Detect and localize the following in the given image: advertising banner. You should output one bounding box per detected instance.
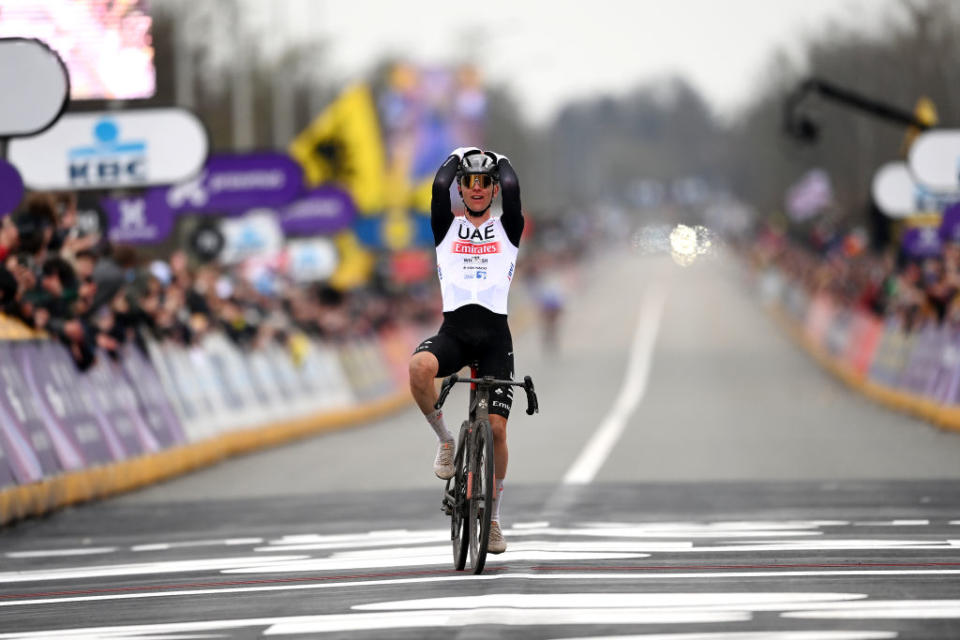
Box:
[930,331,960,405]
[938,202,960,245]
[1,343,78,475]
[285,238,339,283]
[119,344,187,448]
[898,326,943,395]
[0,344,47,484]
[219,211,285,265]
[102,191,176,245]
[901,226,942,259]
[83,353,160,456]
[843,311,885,376]
[0,159,25,215]
[20,342,118,466]
[9,109,208,190]
[868,324,911,388]
[279,186,356,236]
[0,38,69,137]
[159,153,303,213]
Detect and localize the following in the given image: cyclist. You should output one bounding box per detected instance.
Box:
[409,147,524,554]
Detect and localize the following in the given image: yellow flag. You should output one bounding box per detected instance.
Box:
[329,231,375,290]
[289,85,386,213]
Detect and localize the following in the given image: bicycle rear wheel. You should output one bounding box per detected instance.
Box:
[467,418,495,574]
[449,423,469,570]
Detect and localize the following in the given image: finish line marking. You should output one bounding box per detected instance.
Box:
[563,284,666,485]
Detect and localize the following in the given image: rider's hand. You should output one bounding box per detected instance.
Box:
[450,146,482,161]
[484,150,509,164]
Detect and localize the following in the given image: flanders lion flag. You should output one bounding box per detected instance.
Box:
[289,85,386,214]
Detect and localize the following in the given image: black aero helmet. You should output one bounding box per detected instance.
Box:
[457,151,498,189]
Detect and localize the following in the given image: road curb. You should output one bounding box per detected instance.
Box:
[768,305,960,435]
[0,391,413,527]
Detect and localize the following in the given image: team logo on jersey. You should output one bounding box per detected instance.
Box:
[458,225,495,241]
[452,241,500,255]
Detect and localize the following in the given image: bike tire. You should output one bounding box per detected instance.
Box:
[468,419,495,574]
[450,423,469,571]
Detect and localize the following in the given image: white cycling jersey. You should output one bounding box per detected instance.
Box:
[436,215,519,315]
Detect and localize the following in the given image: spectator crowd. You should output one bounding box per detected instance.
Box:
[0,192,440,371]
[751,223,960,334]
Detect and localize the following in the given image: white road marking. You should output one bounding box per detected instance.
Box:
[554,632,896,639]
[0,556,309,583]
[513,521,551,529]
[352,592,868,610]
[266,610,746,634]
[3,571,960,608]
[783,600,960,619]
[223,549,648,574]
[853,520,929,526]
[132,538,263,552]
[4,548,117,558]
[563,285,666,485]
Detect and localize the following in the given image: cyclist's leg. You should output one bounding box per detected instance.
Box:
[410,332,464,415]
[476,325,514,520]
[411,332,467,478]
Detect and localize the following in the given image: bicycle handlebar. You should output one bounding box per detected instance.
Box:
[434,373,539,416]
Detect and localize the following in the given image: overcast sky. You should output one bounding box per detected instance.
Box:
[251,0,903,125]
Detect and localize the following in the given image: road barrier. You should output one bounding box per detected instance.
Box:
[0,318,424,525]
[757,267,960,433]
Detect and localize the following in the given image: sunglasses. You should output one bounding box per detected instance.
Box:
[459,174,493,189]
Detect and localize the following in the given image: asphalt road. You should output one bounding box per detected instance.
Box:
[3,245,960,639]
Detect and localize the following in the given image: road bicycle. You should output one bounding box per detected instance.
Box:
[436,366,538,574]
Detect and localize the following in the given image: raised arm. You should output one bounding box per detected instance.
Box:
[431,146,482,245]
[489,153,524,247]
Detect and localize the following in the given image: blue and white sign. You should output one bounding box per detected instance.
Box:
[286,238,339,282]
[219,210,284,265]
[8,109,208,190]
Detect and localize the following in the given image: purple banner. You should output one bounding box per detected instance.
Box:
[0,342,64,479]
[102,190,176,245]
[929,330,960,404]
[102,152,304,245]
[938,202,960,245]
[82,352,161,455]
[902,226,942,259]
[20,342,119,466]
[0,159,25,214]
[898,326,942,394]
[153,152,303,213]
[279,186,356,236]
[119,344,187,448]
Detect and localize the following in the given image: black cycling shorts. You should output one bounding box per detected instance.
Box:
[414,306,514,419]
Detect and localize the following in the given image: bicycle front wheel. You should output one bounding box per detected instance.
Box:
[467,418,495,574]
[450,423,469,571]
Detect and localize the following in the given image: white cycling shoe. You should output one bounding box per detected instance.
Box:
[434,440,455,479]
[488,521,507,554]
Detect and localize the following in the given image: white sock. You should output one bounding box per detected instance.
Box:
[492,479,504,523]
[426,408,453,442]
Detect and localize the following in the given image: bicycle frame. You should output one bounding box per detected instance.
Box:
[436,368,538,574]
